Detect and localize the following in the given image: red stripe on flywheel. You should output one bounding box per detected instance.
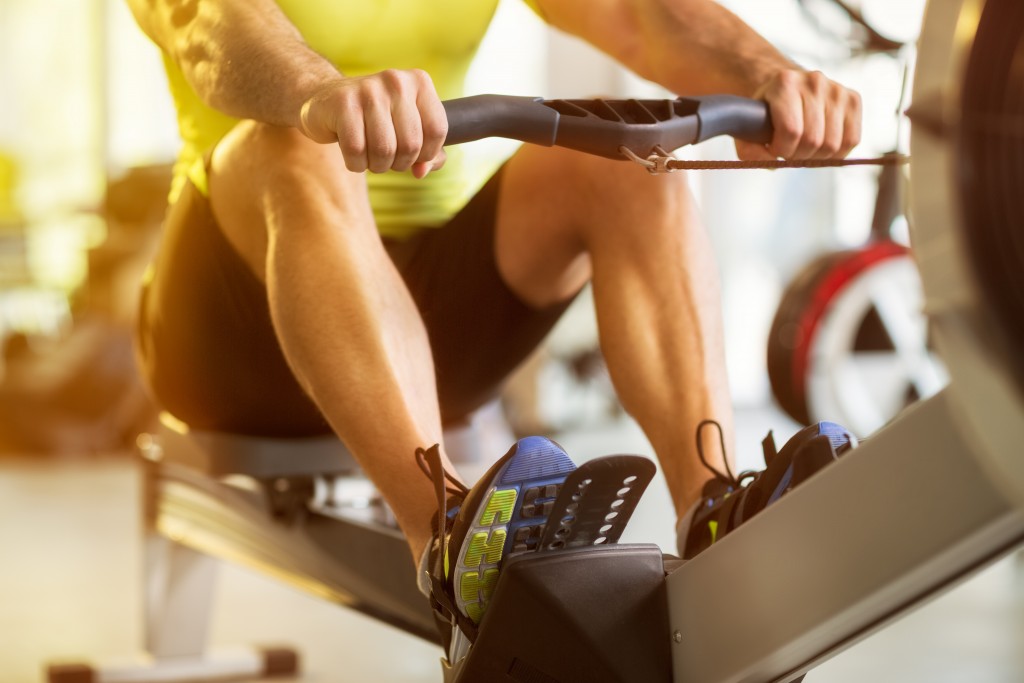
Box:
[789,241,910,409]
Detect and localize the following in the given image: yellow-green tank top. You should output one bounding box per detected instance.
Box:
[162,0,503,238]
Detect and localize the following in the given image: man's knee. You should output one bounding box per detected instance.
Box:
[540,148,696,249]
[208,122,372,277]
[213,122,370,229]
[215,121,348,192]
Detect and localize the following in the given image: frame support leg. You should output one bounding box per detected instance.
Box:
[143,533,219,659]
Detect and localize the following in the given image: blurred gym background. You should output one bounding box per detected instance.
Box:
[3,1,1021,682]
[0,0,925,454]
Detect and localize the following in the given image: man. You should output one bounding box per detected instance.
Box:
[127,0,861,659]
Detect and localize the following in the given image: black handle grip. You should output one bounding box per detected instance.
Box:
[443,95,560,147]
[443,94,774,158]
[689,95,773,145]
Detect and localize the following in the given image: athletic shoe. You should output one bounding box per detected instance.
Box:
[417,436,576,656]
[677,420,857,559]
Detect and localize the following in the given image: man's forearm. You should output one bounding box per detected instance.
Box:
[634,0,799,97]
[536,0,797,97]
[127,0,341,128]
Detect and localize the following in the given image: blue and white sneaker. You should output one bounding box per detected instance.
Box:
[678,420,857,559]
[418,437,576,650]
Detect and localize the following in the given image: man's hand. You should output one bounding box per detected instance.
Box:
[299,69,448,178]
[735,69,862,162]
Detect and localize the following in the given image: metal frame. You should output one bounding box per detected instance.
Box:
[47,528,295,683]
[48,421,436,683]
[147,451,437,642]
[667,390,1024,682]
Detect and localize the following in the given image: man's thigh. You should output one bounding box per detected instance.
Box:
[493,143,694,308]
[137,170,331,437]
[137,160,576,437]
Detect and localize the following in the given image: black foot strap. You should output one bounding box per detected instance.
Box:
[537,455,656,551]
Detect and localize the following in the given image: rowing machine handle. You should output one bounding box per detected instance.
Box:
[442,94,773,159]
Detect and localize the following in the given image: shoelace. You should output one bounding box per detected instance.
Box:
[415,444,481,643]
[415,445,470,499]
[695,419,762,492]
[415,444,466,561]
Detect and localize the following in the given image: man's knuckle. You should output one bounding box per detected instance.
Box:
[827,84,845,104]
[339,143,366,169]
[805,132,825,152]
[411,68,433,85]
[843,129,861,150]
[395,137,419,157]
[423,118,448,141]
[776,69,799,86]
[341,141,366,160]
[359,80,384,105]
[848,90,863,111]
[391,69,420,94]
[337,125,363,147]
[822,134,842,155]
[777,116,801,140]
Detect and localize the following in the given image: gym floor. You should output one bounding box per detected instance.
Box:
[2,407,1023,683]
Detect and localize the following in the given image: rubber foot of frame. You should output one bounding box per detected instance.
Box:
[260,646,300,677]
[46,663,95,683]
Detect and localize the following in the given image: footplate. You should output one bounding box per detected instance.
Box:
[537,455,656,551]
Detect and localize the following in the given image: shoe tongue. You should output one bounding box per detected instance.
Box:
[761,431,778,465]
[817,422,857,451]
[430,497,463,536]
[446,502,460,523]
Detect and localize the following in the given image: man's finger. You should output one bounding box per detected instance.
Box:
[815,99,846,159]
[839,91,863,158]
[767,90,803,159]
[336,98,369,173]
[735,139,778,162]
[412,149,447,179]
[390,92,423,173]
[363,92,398,174]
[794,91,826,159]
[415,72,448,168]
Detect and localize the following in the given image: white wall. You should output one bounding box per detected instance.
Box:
[105,0,179,173]
[0,0,106,217]
[0,0,111,291]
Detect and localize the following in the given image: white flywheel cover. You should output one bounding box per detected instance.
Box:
[910,0,1024,505]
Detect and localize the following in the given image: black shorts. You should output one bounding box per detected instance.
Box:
[136,166,574,437]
